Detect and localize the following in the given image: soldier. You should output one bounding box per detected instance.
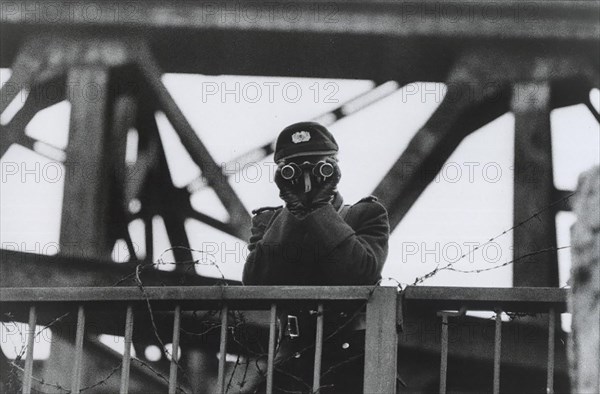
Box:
[243,121,390,393]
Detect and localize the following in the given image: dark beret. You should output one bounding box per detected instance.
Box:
[274,122,339,162]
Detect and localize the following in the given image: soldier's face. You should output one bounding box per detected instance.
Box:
[283,154,336,201]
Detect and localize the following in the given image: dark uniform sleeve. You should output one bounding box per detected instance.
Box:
[303,201,390,285]
[242,208,312,285]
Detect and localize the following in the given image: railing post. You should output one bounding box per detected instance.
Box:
[168,305,182,394]
[313,303,325,393]
[546,308,555,394]
[493,308,502,394]
[437,307,466,394]
[216,304,229,394]
[364,287,398,393]
[266,303,277,394]
[439,314,449,394]
[71,305,86,394]
[120,304,134,394]
[22,306,37,394]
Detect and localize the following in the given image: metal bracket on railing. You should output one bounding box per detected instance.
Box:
[286,315,300,339]
[437,306,467,394]
[436,306,467,319]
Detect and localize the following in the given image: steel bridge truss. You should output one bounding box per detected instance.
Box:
[0,1,599,392]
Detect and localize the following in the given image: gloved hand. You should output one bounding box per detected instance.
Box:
[275,164,309,219]
[309,157,341,209]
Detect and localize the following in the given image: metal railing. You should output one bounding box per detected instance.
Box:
[401,286,568,394]
[0,286,398,394]
[0,286,567,393]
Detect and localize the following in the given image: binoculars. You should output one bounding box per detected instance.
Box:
[281,161,334,181]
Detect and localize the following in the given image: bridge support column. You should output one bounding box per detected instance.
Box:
[511,81,559,287]
[569,166,600,392]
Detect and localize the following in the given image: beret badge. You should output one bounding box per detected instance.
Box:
[291,131,311,144]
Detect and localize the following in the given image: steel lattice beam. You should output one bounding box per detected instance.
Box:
[1,2,598,80]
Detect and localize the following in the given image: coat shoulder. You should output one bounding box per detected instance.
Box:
[350,195,388,216]
[356,195,378,204]
[251,205,283,215]
[250,206,283,227]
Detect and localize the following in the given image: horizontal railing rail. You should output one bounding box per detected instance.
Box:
[0,286,377,306]
[401,286,568,312]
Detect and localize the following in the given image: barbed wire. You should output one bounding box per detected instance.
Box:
[411,191,576,285]
[446,245,571,274]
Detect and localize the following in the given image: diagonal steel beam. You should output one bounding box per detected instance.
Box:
[373,81,509,230]
[0,126,45,158]
[134,103,196,268]
[186,81,400,194]
[0,77,66,157]
[181,205,240,238]
[374,46,596,231]
[585,99,600,123]
[134,43,251,230]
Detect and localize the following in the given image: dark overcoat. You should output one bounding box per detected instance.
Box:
[242,193,390,286]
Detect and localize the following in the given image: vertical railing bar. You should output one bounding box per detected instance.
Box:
[439,314,449,394]
[120,304,134,394]
[168,305,181,394]
[312,303,325,394]
[22,306,37,394]
[493,309,502,394]
[266,303,277,394]
[216,304,229,394]
[71,305,86,394]
[546,308,556,394]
